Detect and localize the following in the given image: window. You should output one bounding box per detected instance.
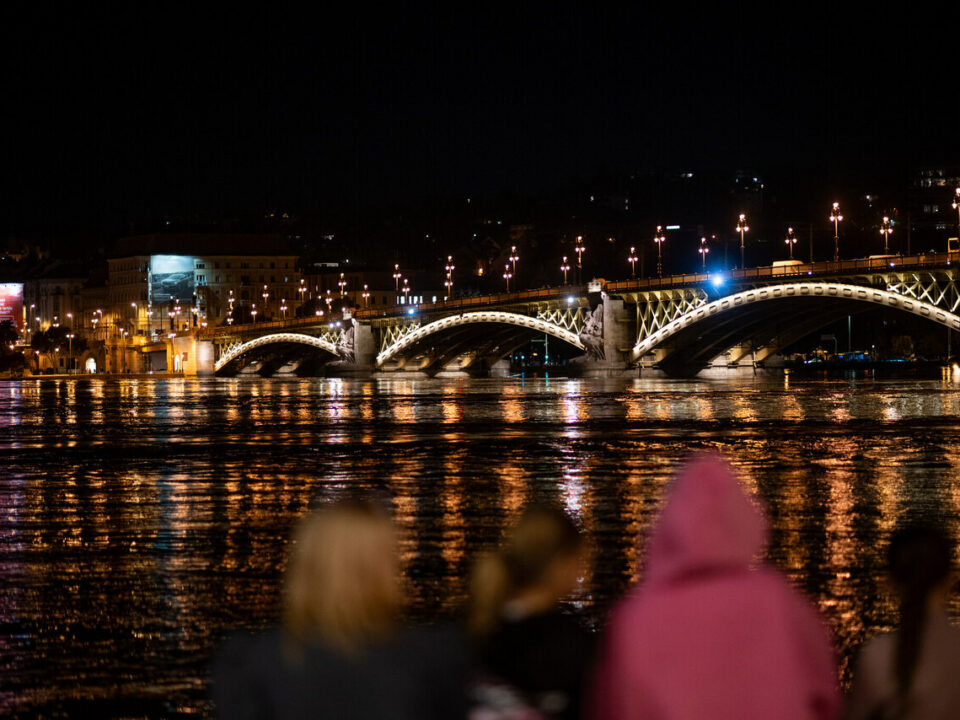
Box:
[196,262,206,269]
[270,262,275,269]
[225,262,232,269]
[197,275,206,285]
[215,275,220,283]
[240,262,249,269]
[259,275,265,282]
[270,275,275,282]
[214,262,220,269]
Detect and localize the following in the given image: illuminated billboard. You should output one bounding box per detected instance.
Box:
[149,255,196,305]
[0,283,24,330]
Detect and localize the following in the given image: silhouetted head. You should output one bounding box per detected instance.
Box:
[283,499,402,652]
[888,524,951,597]
[887,523,954,706]
[468,505,583,636]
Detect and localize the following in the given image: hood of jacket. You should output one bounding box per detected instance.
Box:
[645,451,768,584]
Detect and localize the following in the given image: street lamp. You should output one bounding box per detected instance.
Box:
[736,213,749,269]
[393,264,402,294]
[402,277,410,304]
[952,187,960,242]
[574,236,585,283]
[361,285,370,307]
[698,237,710,270]
[251,303,257,323]
[509,246,519,280]
[280,300,288,319]
[444,255,455,298]
[785,227,797,260]
[829,202,843,262]
[298,278,306,310]
[325,289,333,312]
[66,333,74,369]
[654,225,666,277]
[560,256,570,284]
[628,246,638,278]
[503,264,513,292]
[338,272,346,297]
[880,216,894,254]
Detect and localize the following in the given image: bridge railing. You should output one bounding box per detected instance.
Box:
[354,284,590,321]
[606,251,958,293]
[197,313,343,339]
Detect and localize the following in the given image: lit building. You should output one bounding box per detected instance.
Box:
[105,235,301,372]
[107,235,301,334]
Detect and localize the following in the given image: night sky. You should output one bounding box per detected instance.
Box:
[4,4,958,235]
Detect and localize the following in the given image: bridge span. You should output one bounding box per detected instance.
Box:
[182,252,958,377]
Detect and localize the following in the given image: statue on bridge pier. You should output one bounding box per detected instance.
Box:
[579,304,605,360]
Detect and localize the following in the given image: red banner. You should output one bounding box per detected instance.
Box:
[0,284,24,330]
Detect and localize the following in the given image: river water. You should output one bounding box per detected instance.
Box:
[1,375,959,718]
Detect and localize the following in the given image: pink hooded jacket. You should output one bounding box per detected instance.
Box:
[590,453,839,720]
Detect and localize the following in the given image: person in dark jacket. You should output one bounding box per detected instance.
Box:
[467,505,594,720]
[213,499,468,720]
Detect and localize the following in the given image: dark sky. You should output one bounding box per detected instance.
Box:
[4,4,958,234]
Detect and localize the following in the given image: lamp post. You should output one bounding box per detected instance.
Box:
[66,333,74,370]
[698,236,710,270]
[402,278,410,305]
[393,264,401,294]
[503,264,513,293]
[338,272,346,297]
[880,216,894,254]
[628,246,638,278]
[444,255,455,299]
[325,290,333,312]
[250,303,257,323]
[509,246,519,281]
[280,300,288,319]
[262,285,270,317]
[952,187,960,243]
[560,256,570,285]
[736,213,749,269]
[785,227,797,260]
[654,225,666,277]
[298,278,306,311]
[361,285,370,307]
[829,202,843,262]
[574,236,585,283]
[228,290,235,324]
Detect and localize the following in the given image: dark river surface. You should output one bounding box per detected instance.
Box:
[1,375,959,718]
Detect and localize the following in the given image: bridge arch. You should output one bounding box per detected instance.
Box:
[215,333,340,373]
[377,311,586,370]
[629,282,960,374]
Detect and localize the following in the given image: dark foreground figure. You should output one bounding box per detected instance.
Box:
[590,452,840,720]
[467,506,594,719]
[213,500,467,720]
[845,525,960,720]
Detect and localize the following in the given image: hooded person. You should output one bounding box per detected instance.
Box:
[589,451,840,720]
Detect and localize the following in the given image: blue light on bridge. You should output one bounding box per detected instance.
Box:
[407,307,417,315]
[566,296,575,305]
[710,273,725,289]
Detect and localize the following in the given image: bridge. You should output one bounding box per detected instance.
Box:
[185,251,959,378]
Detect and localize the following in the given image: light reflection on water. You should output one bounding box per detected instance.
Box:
[0,375,959,717]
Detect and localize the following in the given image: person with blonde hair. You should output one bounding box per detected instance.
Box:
[214,498,468,719]
[467,505,594,720]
